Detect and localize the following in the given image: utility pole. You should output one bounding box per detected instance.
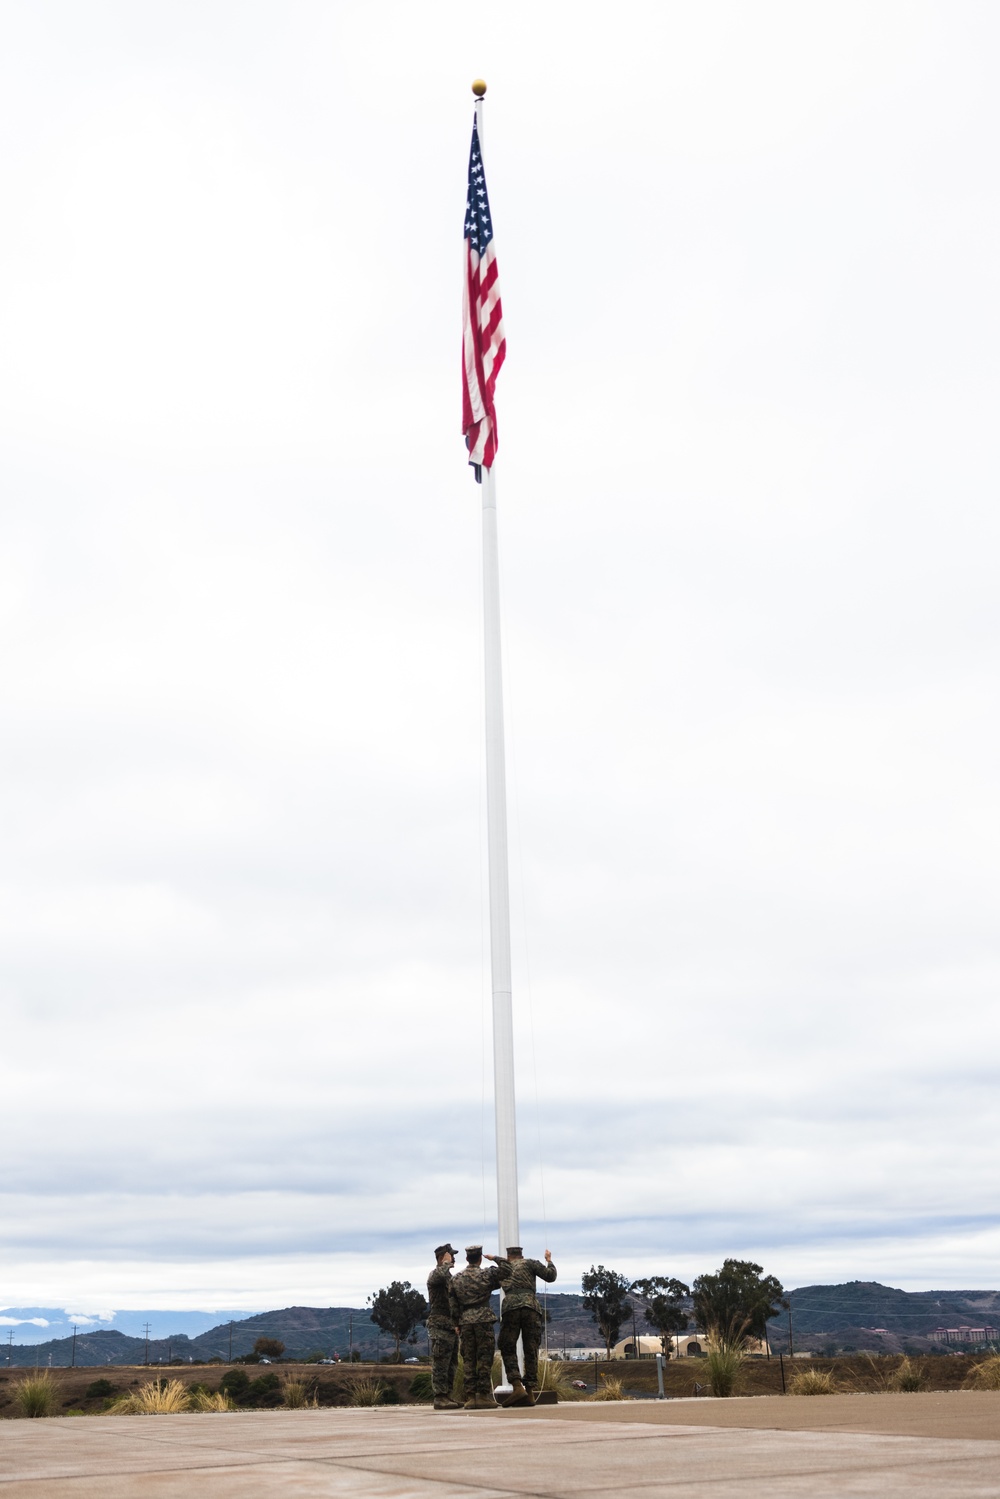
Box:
[7,1330,13,1364]
[348,1314,353,1360]
[143,1323,151,1366]
[229,1322,233,1363]
[71,1323,78,1368]
[787,1305,794,1358]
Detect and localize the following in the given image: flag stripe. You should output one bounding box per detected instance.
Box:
[462,116,505,475]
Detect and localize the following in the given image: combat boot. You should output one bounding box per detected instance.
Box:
[499,1378,531,1408]
[433,1396,461,1410]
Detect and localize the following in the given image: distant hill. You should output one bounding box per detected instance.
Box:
[768,1283,1000,1353]
[3,1283,996,1366]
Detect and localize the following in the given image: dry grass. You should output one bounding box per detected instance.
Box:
[852,1354,926,1394]
[282,1379,317,1409]
[109,1379,192,1415]
[535,1360,584,1401]
[11,1373,56,1418]
[189,1388,236,1412]
[789,1368,839,1395]
[888,1357,926,1393]
[965,1354,1000,1391]
[589,1374,628,1401]
[346,1377,387,1407]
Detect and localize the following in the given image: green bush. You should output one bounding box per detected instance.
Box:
[245,1372,283,1407]
[220,1369,251,1398]
[85,1378,117,1400]
[408,1371,434,1401]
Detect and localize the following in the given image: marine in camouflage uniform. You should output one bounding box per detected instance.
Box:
[449,1244,501,1407]
[489,1246,557,1396]
[426,1242,460,1409]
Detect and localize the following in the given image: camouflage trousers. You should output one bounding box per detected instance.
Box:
[460,1322,496,1397]
[428,1323,459,1398]
[498,1306,543,1386]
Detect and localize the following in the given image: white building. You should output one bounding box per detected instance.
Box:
[612,1333,770,1359]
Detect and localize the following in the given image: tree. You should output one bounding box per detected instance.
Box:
[581,1265,633,1358]
[367,1281,429,1361]
[692,1260,785,1347]
[252,1337,285,1359]
[631,1276,690,1354]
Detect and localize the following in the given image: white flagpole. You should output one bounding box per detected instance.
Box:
[474,83,520,1261]
[482,463,520,1258]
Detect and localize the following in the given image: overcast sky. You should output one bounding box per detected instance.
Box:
[1,0,998,1315]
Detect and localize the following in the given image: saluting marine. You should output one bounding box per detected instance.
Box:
[449,1244,502,1408]
[486,1246,557,1405]
[426,1243,461,1410]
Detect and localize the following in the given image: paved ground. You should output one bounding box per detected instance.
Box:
[1,1395,998,1497]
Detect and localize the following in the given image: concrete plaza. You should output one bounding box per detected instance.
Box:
[1,1393,998,1497]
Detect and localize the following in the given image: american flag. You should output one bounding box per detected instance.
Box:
[462,115,505,479]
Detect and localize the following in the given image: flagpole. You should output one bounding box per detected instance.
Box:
[473,81,520,1260]
[482,462,519,1257]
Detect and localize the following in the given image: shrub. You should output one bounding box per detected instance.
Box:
[245,1373,283,1407]
[12,1374,56,1418]
[965,1354,1000,1391]
[282,1380,317,1409]
[888,1357,926,1393]
[219,1369,251,1399]
[408,1370,434,1401]
[789,1368,838,1395]
[589,1374,628,1401]
[85,1378,116,1400]
[705,1339,747,1398]
[110,1379,191,1415]
[535,1360,584,1402]
[347,1377,387,1407]
[190,1388,235,1412]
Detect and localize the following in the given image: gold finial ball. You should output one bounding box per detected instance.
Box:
[471,79,487,97]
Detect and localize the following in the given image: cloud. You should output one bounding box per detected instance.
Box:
[0,1317,50,1327]
[0,0,998,1309]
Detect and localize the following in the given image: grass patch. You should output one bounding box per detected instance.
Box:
[589,1374,628,1401]
[705,1340,747,1398]
[110,1379,191,1414]
[536,1360,584,1401]
[789,1368,839,1395]
[347,1377,387,1407]
[189,1388,235,1412]
[11,1374,56,1418]
[282,1379,317,1409]
[888,1356,926,1393]
[965,1354,1000,1391]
